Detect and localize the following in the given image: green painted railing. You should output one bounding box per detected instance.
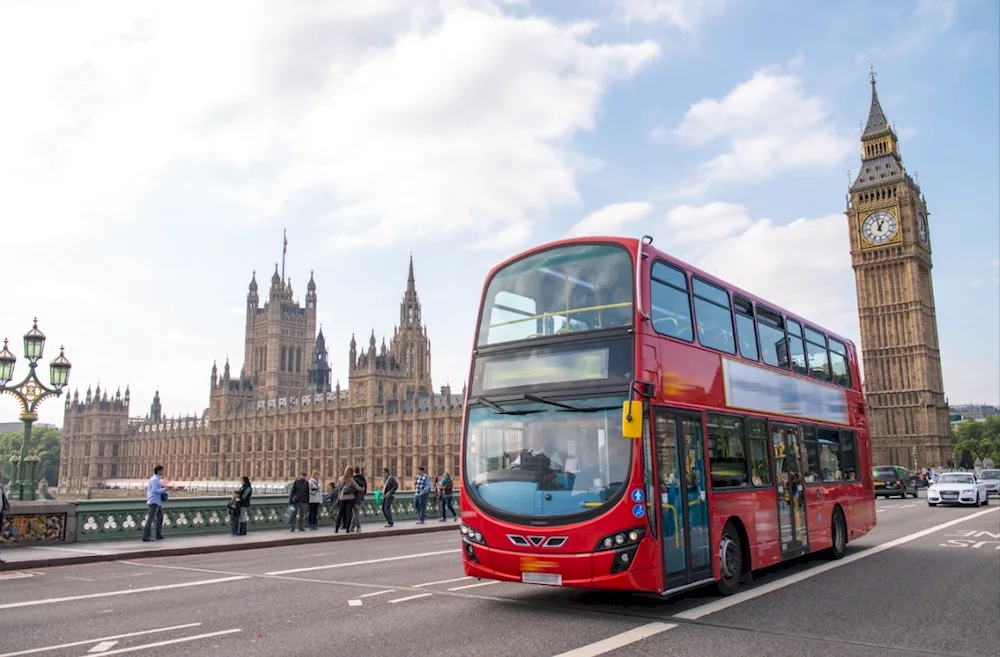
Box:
[74,491,461,542]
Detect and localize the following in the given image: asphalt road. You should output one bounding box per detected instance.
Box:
[0,495,996,657]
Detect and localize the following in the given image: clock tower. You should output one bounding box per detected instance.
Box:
[847,68,951,470]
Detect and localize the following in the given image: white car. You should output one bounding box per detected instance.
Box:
[927,473,988,507]
[979,469,1000,497]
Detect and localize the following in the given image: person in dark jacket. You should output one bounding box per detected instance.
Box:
[381,467,398,527]
[237,476,253,535]
[438,472,457,522]
[288,471,310,532]
[351,467,368,532]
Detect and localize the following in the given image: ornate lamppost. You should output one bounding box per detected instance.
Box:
[911,446,919,472]
[0,319,72,501]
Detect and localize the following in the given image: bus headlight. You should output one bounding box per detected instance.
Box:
[595,527,645,552]
[461,524,487,545]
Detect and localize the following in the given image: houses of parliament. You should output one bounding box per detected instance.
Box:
[58,256,464,493]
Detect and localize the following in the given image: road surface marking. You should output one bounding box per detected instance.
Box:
[71,629,242,656]
[388,593,433,604]
[0,623,203,657]
[348,599,363,607]
[359,589,396,598]
[0,576,250,610]
[551,622,677,657]
[265,549,460,575]
[673,506,999,621]
[448,581,498,591]
[87,641,119,653]
[414,576,471,587]
[0,572,34,581]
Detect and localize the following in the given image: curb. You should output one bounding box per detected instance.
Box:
[1,523,460,571]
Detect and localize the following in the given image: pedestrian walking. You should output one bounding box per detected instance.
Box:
[141,465,166,542]
[288,471,310,532]
[308,470,322,530]
[438,472,457,522]
[414,467,430,524]
[334,466,362,533]
[0,469,9,565]
[237,476,253,535]
[227,491,240,536]
[381,467,398,527]
[351,467,368,532]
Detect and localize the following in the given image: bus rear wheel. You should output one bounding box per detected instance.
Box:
[829,508,847,560]
[716,521,743,596]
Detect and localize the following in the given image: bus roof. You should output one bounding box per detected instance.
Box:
[483,234,857,350]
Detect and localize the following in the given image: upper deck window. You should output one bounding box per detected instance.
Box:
[477,244,633,347]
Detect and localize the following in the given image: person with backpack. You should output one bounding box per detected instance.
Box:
[438,472,457,522]
[350,467,368,532]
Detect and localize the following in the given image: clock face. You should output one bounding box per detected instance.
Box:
[916,212,928,244]
[861,210,898,245]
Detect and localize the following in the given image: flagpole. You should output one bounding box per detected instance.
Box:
[281,229,287,284]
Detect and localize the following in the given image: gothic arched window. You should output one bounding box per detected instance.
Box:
[280,346,287,372]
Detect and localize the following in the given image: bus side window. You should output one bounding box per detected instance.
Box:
[756,307,788,369]
[650,262,694,342]
[828,338,851,388]
[692,278,736,354]
[748,419,772,487]
[733,295,758,361]
[804,327,832,383]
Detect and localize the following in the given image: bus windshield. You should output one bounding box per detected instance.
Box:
[477,243,634,347]
[463,395,632,521]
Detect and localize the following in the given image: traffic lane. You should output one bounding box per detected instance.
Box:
[0,559,249,606]
[0,565,651,657]
[598,622,914,657]
[134,529,460,575]
[691,506,999,657]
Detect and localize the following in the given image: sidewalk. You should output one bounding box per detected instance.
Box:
[0,518,460,571]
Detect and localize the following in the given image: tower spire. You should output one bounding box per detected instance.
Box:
[281,229,288,285]
[862,65,890,138]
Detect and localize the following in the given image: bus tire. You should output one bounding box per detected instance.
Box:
[829,508,847,560]
[716,521,743,596]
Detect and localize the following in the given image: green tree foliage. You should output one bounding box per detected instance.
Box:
[0,424,63,486]
[952,416,1000,465]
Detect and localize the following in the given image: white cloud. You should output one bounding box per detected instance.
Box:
[616,0,727,30]
[661,203,859,341]
[667,70,852,197]
[855,0,959,62]
[0,1,660,250]
[568,201,654,236]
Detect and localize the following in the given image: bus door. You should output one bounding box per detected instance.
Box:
[771,422,809,559]
[652,407,713,592]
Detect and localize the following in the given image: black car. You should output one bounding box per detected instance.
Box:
[873,465,918,498]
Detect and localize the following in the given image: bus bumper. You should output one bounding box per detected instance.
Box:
[460,538,660,593]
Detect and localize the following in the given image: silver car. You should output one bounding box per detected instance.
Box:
[979,469,1000,497]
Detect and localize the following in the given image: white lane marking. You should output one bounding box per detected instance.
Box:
[348,600,362,607]
[388,593,433,604]
[71,629,241,656]
[0,576,249,611]
[448,581,498,591]
[551,622,677,657]
[414,576,471,588]
[359,590,396,598]
[265,549,460,575]
[0,572,34,580]
[0,623,202,657]
[675,506,999,621]
[87,641,118,653]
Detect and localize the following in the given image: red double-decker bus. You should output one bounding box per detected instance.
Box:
[459,235,875,597]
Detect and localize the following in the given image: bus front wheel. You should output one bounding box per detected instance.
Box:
[716,521,743,596]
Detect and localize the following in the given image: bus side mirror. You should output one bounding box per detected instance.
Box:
[622,401,642,439]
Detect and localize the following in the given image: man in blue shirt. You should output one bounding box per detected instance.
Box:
[142,465,166,542]
[413,467,430,524]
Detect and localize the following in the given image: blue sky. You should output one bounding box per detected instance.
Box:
[0,0,996,428]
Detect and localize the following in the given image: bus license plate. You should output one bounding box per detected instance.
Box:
[522,572,562,586]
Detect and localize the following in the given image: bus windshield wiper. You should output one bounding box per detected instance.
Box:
[474,397,539,415]
[522,394,617,413]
